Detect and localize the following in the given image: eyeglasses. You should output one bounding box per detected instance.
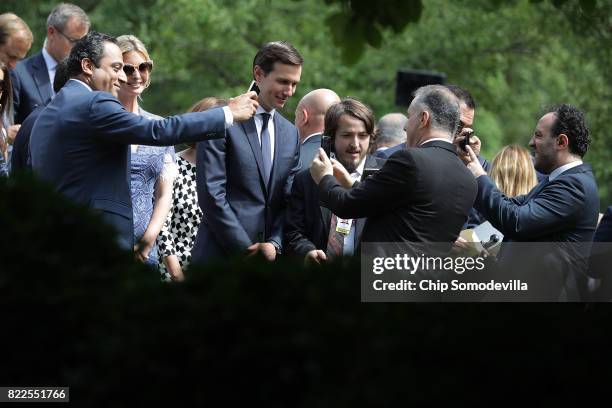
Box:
[54,26,81,44]
[123,61,153,76]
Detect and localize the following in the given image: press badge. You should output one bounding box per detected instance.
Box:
[336,218,352,235]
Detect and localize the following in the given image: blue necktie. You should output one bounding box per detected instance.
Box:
[260,113,272,184]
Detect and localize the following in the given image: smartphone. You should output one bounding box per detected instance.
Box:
[247,80,260,95]
[461,130,474,151]
[321,135,334,158]
[361,168,378,179]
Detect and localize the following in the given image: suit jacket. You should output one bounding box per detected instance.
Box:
[588,206,612,299]
[30,80,226,249]
[285,155,386,257]
[11,51,54,124]
[474,164,599,300]
[318,140,477,249]
[376,142,403,158]
[297,133,321,171]
[192,112,300,262]
[11,105,44,173]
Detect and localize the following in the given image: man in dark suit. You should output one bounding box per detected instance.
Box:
[377,85,490,171]
[192,41,303,263]
[310,85,477,250]
[11,4,89,124]
[464,104,599,300]
[294,88,339,171]
[12,58,70,173]
[285,98,386,264]
[29,32,258,250]
[372,113,407,158]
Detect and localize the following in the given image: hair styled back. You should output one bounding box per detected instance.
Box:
[47,3,90,31]
[489,144,538,197]
[411,85,460,136]
[253,41,303,75]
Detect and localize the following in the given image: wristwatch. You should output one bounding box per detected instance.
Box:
[269,241,282,255]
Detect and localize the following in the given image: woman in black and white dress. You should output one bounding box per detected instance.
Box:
[158,97,225,281]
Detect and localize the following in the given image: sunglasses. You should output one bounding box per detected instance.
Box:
[123,61,153,76]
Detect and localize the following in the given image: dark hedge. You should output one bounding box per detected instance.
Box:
[1,173,610,406]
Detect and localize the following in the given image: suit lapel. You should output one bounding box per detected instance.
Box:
[240,118,268,193]
[31,53,53,103]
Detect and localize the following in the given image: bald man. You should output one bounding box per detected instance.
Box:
[294,88,340,171]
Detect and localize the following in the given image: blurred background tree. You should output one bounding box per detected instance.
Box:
[3,0,610,205]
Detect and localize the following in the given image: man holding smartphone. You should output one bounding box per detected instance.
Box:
[192,41,303,263]
[285,98,386,263]
[309,86,477,251]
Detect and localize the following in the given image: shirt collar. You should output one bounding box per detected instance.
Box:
[419,138,453,146]
[548,160,583,181]
[69,79,93,92]
[351,157,367,180]
[42,47,58,71]
[256,105,276,120]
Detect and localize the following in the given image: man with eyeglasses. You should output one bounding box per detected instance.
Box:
[11,3,90,125]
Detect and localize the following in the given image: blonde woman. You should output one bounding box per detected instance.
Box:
[116,34,177,266]
[489,144,538,197]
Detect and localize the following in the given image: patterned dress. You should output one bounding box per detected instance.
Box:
[130,108,177,266]
[157,155,202,281]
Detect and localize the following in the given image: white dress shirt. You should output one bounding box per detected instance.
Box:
[548,160,583,181]
[339,157,367,256]
[42,47,58,96]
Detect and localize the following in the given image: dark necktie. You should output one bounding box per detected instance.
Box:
[260,113,272,184]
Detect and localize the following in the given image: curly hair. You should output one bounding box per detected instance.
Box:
[548,104,591,157]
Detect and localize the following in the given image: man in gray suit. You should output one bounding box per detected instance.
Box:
[294,88,339,171]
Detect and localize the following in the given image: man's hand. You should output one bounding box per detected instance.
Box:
[7,125,21,145]
[454,129,481,162]
[304,249,327,265]
[228,91,259,122]
[310,148,333,185]
[246,242,277,261]
[331,159,355,189]
[465,145,486,178]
